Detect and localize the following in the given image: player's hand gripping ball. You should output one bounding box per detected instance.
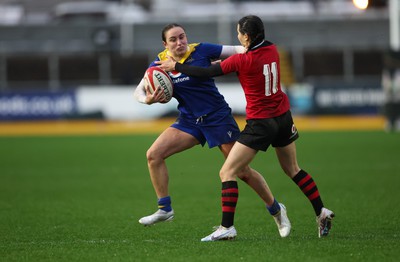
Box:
[144,67,173,103]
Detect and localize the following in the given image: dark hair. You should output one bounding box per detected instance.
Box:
[238,15,265,50]
[161,23,185,42]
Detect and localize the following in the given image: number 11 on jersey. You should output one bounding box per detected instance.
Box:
[263,62,278,96]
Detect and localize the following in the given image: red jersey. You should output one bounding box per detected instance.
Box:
[220,42,290,119]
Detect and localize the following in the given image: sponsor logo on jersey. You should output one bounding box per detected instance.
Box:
[168,70,182,78]
[168,71,190,84]
[172,77,190,84]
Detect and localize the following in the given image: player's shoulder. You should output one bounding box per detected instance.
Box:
[260,41,277,51]
[194,43,223,60]
[155,49,168,63]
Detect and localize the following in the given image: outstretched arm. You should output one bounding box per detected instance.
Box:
[220,45,246,59]
[175,62,224,78]
[157,57,224,78]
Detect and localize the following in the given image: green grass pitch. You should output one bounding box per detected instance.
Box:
[0,131,399,261]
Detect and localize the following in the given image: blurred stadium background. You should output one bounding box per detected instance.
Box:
[2,3,399,261]
[0,0,398,132]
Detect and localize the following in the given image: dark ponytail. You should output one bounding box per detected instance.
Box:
[237,15,265,50]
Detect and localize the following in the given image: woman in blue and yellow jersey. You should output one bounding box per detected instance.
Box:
[134,24,289,236]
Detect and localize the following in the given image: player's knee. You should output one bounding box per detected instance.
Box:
[219,167,237,181]
[146,148,163,165]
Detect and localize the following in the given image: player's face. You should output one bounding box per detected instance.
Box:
[163,27,188,58]
[237,25,249,48]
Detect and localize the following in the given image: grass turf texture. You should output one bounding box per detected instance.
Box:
[0,131,399,261]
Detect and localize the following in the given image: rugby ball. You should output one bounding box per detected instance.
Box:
[144,67,173,103]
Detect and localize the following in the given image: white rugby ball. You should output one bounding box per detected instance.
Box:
[144,67,173,103]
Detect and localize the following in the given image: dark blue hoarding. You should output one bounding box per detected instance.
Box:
[0,90,77,120]
[287,81,385,115]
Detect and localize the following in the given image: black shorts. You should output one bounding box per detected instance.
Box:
[237,110,299,151]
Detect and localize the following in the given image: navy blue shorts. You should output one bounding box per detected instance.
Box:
[238,110,299,151]
[171,107,240,148]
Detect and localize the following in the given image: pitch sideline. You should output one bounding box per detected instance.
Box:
[0,115,386,136]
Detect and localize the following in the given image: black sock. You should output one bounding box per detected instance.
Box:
[221,181,238,228]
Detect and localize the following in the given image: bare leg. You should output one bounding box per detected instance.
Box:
[219,142,275,206]
[275,142,325,216]
[138,127,200,225]
[274,142,301,178]
[146,127,199,198]
[213,141,291,237]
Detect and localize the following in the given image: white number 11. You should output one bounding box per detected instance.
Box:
[263,62,278,96]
